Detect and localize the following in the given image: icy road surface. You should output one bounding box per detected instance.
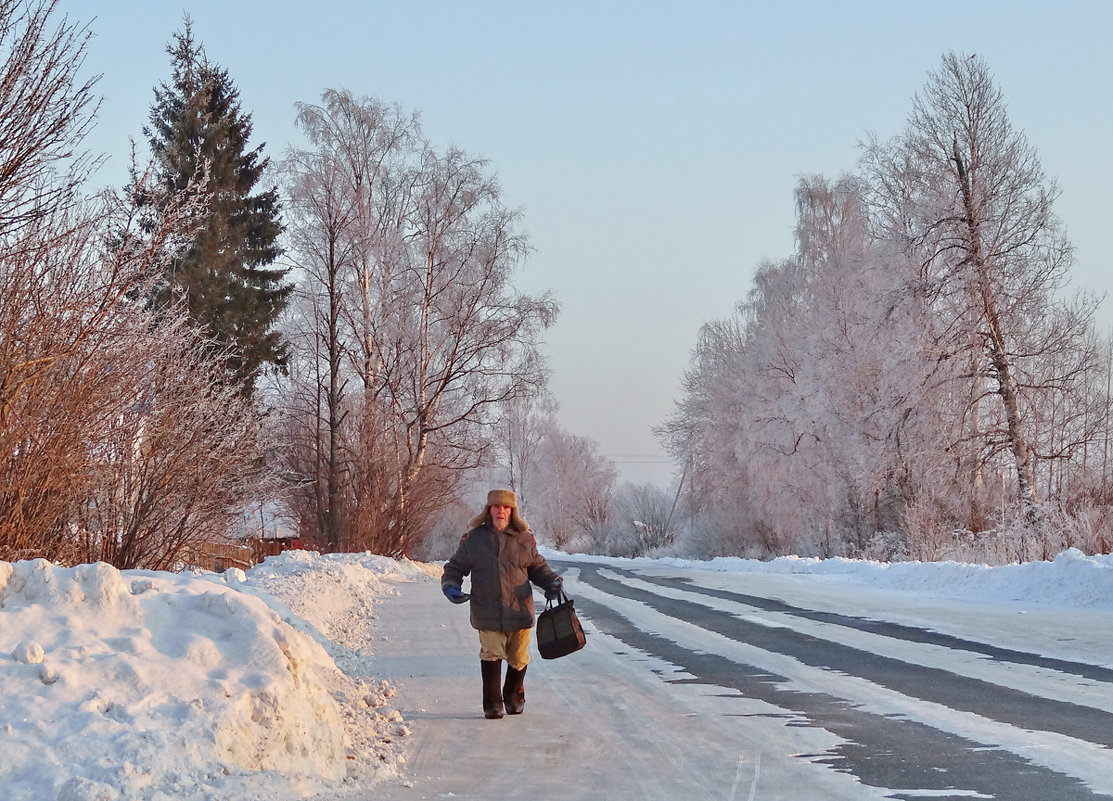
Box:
[367,557,1113,801]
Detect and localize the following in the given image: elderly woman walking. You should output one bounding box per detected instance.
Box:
[441,488,563,719]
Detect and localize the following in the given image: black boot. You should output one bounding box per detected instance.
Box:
[503,665,527,715]
[481,660,504,719]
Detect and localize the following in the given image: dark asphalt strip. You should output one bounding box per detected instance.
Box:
[601,565,1113,684]
[558,563,1113,801]
[558,561,1113,747]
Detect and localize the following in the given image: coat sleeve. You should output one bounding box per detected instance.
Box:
[523,531,561,591]
[441,533,472,590]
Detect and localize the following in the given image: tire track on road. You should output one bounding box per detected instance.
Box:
[561,561,1113,801]
[617,566,1113,683]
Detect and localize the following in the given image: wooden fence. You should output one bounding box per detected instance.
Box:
[186,537,303,573]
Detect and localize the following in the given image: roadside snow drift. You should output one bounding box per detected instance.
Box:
[558,546,1113,609]
[0,558,347,801]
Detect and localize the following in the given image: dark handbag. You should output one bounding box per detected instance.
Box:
[536,589,586,659]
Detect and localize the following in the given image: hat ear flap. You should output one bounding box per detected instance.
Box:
[509,508,529,533]
[469,509,488,528]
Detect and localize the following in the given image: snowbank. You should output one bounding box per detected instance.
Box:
[0,552,430,801]
[547,547,1113,609]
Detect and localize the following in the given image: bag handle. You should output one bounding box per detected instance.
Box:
[545,588,570,610]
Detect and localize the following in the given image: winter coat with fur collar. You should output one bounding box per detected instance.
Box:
[441,522,560,632]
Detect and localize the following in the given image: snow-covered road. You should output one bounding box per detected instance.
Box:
[367,565,809,801]
[5,549,1110,800]
[367,556,1113,801]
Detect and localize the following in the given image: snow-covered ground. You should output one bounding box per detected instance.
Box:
[556,544,1113,610]
[0,551,431,801]
[1,547,1111,800]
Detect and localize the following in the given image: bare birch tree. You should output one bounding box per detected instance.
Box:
[861,51,1098,527]
[499,389,556,505]
[528,420,617,553]
[280,90,557,556]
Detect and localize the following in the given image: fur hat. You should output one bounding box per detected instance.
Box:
[469,488,530,532]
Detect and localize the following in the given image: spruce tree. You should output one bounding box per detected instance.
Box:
[144,18,289,396]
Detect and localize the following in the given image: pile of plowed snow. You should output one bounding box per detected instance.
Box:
[0,551,432,801]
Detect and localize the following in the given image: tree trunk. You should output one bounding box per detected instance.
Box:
[952,138,1039,526]
[325,235,343,551]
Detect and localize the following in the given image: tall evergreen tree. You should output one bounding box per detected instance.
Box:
[143,17,290,396]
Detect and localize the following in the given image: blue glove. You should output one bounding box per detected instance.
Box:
[544,576,563,601]
[443,584,469,604]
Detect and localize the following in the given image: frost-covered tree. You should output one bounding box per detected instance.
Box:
[527,419,617,553]
[664,53,1106,561]
[662,175,915,557]
[279,90,557,555]
[607,482,678,557]
[499,390,556,506]
[861,51,1099,528]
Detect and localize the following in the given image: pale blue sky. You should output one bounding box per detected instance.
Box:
[68,1,1112,485]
